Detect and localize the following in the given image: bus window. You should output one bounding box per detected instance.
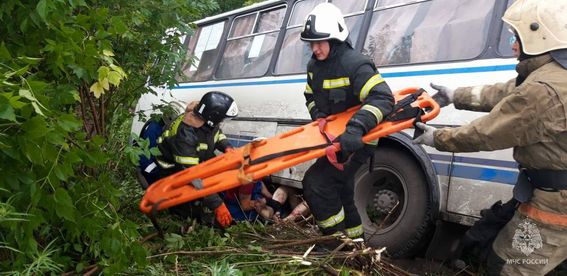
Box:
[331,0,367,15]
[288,0,325,27]
[363,0,495,66]
[376,0,430,8]
[497,0,516,57]
[229,13,256,38]
[177,21,227,82]
[275,0,365,75]
[216,6,286,79]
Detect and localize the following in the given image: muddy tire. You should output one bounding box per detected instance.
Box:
[355,146,435,258]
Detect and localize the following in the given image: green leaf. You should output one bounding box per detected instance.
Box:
[36,0,49,21]
[19,89,36,102]
[110,17,128,35]
[109,64,126,77]
[8,95,26,109]
[58,114,82,132]
[69,64,87,79]
[100,78,109,90]
[5,65,29,78]
[30,182,41,206]
[149,146,161,156]
[89,82,104,98]
[27,80,49,94]
[102,49,114,57]
[97,66,110,80]
[91,135,105,146]
[23,140,43,164]
[0,42,12,61]
[107,71,121,86]
[17,56,42,65]
[31,102,45,116]
[73,243,83,253]
[0,96,16,121]
[22,116,49,138]
[54,166,67,181]
[19,89,47,116]
[54,188,76,222]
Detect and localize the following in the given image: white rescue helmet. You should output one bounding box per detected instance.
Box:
[300,3,349,42]
[502,0,567,55]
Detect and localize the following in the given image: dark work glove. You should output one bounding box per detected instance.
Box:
[339,125,365,154]
[309,107,328,121]
[430,83,454,108]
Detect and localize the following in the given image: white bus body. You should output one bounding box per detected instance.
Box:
[133,0,519,257]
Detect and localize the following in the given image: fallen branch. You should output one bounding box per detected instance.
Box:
[147,249,239,259]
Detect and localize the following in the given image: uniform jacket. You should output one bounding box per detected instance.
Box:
[453,78,516,112]
[304,42,394,134]
[435,54,567,170]
[157,115,231,173]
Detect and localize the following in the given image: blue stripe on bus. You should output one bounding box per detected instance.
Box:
[429,153,517,169]
[382,64,516,78]
[175,78,305,89]
[173,64,517,90]
[433,162,518,185]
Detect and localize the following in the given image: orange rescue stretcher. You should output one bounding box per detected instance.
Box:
[140,87,440,215]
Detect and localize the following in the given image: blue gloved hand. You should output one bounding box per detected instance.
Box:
[339,125,365,154]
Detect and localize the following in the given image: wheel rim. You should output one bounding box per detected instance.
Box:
[355,165,408,234]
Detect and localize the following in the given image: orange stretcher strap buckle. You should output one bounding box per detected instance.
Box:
[519,203,567,227]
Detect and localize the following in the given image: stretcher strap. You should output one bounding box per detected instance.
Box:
[247,120,335,166]
[237,143,254,184]
[319,118,344,170]
[385,88,425,139]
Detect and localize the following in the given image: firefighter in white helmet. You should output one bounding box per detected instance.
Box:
[300,3,394,240]
[414,0,567,274]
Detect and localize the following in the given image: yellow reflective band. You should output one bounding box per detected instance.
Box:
[365,138,379,146]
[359,74,384,101]
[197,143,208,151]
[308,72,313,80]
[307,101,316,112]
[305,84,313,94]
[156,159,175,169]
[165,115,184,137]
[317,208,345,229]
[157,137,163,144]
[323,77,350,89]
[214,131,227,143]
[174,155,199,165]
[345,225,363,238]
[361,104,384,123]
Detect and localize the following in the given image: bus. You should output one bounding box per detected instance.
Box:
[133,0,519,257]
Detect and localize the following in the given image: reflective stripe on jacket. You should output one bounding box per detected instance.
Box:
[303,42,394,133]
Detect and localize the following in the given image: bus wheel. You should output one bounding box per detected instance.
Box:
[355,146,435,258]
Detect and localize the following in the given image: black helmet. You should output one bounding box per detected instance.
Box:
[194,91,238,127]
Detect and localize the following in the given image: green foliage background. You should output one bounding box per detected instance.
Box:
[0,0,265,273]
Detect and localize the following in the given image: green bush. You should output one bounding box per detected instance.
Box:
[0,0,219,273]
